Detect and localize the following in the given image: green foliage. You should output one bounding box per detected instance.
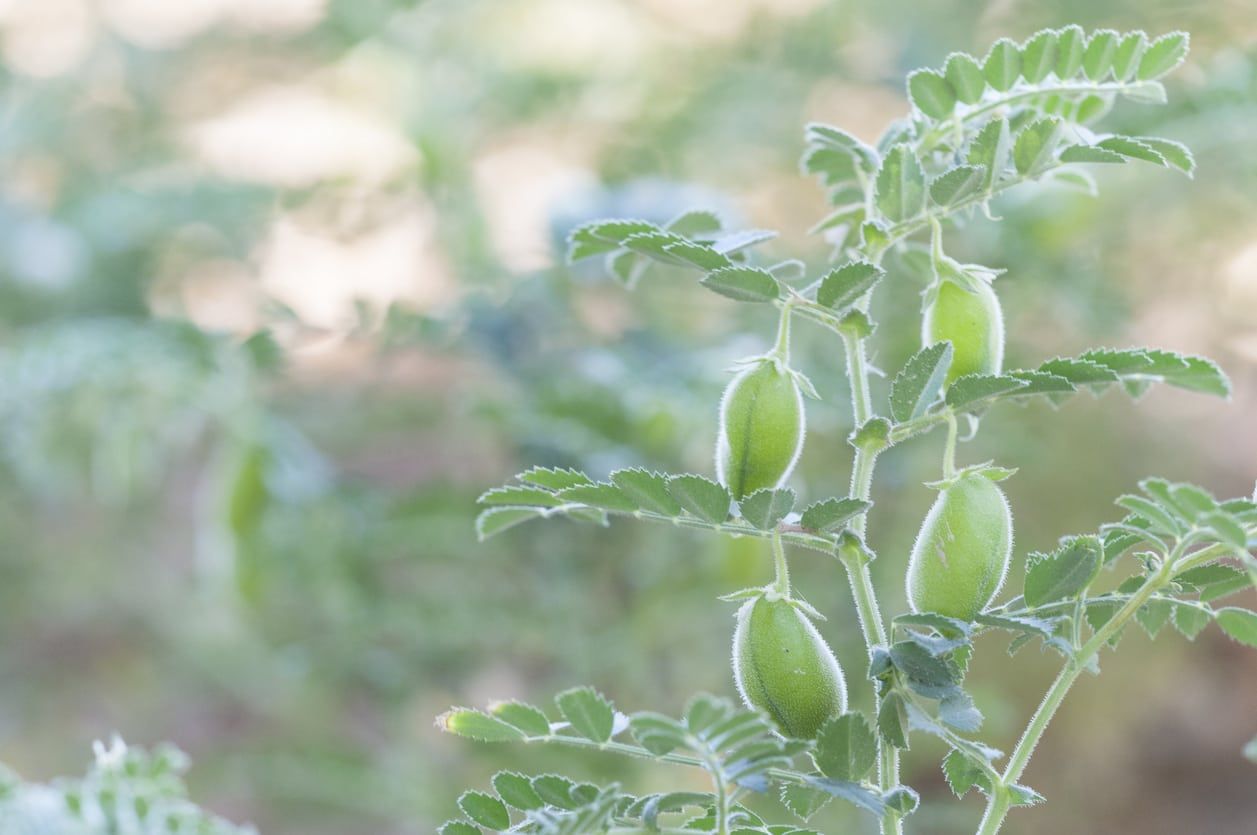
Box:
[814,713,878,782]
[475,468,866,553]
[702,266,783,303]
[890,342,953,422]
[0,321,269,502]
[4,5,1256,835]
[1215,608,1257,647]
[450,24,1257,835]
[0,739,253,834]
[439,691,908,831]
[817,262,884,311]
[740,488,797,530]
[875,146,927,224]
[1023,536,1103,608]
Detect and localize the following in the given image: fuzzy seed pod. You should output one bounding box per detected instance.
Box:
[922,278,1005,386]
[906,471,1014,621]
[716,360,805,501]
[732,594,846,739]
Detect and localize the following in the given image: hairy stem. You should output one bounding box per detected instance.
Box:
[796,102,1097,835]
[975,540,1236,834]
[843,338,875,446]
[772,529,791,596]
[838,323,901,835]
[703,748,731,835]
[942,411,958,479]
[772,300,795,363]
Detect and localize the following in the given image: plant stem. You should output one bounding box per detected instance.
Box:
[703,747,731,835]
[772,301,794,363]
[942,411,958,479]
[974,540,1235,834]
[772,529,791,596]
[838,322,902,835]
[843,336,875,450]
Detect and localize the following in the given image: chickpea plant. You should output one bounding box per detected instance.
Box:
[439,27,1257,835]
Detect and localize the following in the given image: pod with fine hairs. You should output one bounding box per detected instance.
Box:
[715,359,805,501]
[732,592,846,739]
[906,469,1014,621]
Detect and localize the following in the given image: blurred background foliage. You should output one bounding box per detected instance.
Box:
[0,0,1254,833]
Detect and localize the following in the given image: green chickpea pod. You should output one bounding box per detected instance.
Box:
[906,469,1014,621]
[732,591,847,739]
[715,358,805,501]
[922,276,1006,386]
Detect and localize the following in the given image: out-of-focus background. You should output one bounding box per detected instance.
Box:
[0,0,1254,832]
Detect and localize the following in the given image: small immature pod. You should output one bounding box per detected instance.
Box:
[716,359,805,501]
[922,277,1005,385]
[732,593,847,739]
[906,470,1014,621]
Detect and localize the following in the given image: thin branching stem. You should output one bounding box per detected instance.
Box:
[836,289,902,832]
[942,411,959,479]
[772,529,791,596]
[975,540,1239,834]
[701,746,731,835]
[771,300,795,363]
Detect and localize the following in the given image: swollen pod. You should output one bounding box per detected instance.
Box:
[716,360,805,501]
[922,277,1005,385]
[732,594,846,739]
[906,471,1013,621]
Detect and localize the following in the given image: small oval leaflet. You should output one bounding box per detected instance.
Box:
[700,266,781,303]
